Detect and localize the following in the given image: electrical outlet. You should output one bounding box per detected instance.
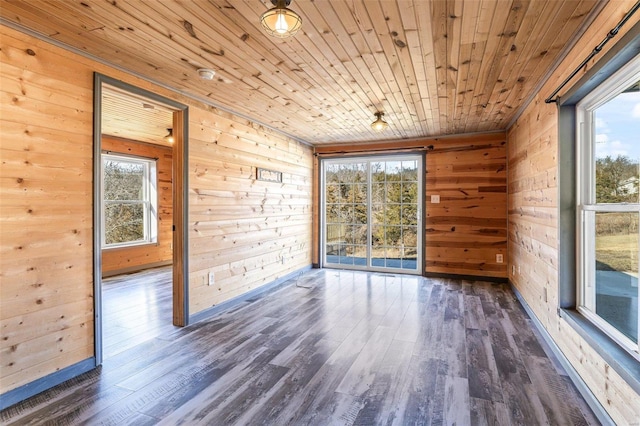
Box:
[431,194,440,203]
[282,256,286,264]
[512,265,516,275]
[496,254,503,263]
[208,271,215,286]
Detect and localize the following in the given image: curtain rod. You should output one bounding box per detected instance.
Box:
[545,0,640,104]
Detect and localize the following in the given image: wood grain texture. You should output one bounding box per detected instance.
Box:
[101,136,173,276]
[507,1,640,424]
[0,24,313,396]
[315,132,508,278]
[0,270,597,425]
[0,0,600,145]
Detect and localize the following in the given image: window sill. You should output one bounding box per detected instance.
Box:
[560,308,640,395]
[102,242,159,251]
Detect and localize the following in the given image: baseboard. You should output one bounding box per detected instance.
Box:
[425,271,508,283]
[509,281,614,426]
[101,260,172,278]
[0,357,96,411]
[189,265,313,325]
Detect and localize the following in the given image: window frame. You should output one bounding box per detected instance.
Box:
[575,54,640,358]
[320,153,424,275]
[101,152,159,249]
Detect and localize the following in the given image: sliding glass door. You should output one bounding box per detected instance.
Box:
[322,155,422,274]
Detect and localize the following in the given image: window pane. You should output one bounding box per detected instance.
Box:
[402,205,418,226]
[105,203,144,244]
[104,160,145,201]
[594,80,639,204]
[402,160,418,181]
[326,204,340,223]
[402,182,417,203]
[595,212,639,343]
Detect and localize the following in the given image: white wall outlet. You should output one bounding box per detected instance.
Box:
[431,194,440,203]
[496,254,503,263]
[208,271,215,286]
[512,265,516,275]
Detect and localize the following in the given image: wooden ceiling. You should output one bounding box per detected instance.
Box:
[102,84,175,146]
[1,0,602,145]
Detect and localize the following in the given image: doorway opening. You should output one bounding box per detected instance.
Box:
[321,155,423,274]
[93,74,188,364]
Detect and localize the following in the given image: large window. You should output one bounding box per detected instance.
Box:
[577,54,640,356]
[102,153,158,248]
[321,155,422,274]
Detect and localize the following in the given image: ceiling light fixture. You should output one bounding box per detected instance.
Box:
[164,128,174,143]
[197,68,216,80]
[371,112,388,132]
[260,0,302,38]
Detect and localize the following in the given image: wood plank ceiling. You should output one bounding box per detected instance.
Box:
[102,84,175,146]
[1,0,601,145]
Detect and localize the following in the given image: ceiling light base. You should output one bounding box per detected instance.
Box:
[197,68,216,80]
[371,112,388,132]
[260,0,302,38]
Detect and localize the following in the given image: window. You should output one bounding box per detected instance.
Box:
[576,54,640,357]
[101,153,158,248]
[321,155,422,274]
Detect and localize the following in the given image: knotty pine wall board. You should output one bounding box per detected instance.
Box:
[506,0,640,422]
[0,24,313,398]
[426,134,508,278]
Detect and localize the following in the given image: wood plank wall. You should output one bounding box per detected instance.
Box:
[314,132,508,279]
[187,108,313,313]
[0,24,313,397]
[100,136,173,276]
[507,1,640,423]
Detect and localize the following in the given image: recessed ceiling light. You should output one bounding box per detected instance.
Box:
[197,68,216,80]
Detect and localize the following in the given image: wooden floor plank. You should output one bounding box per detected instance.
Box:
[1,269,599,425]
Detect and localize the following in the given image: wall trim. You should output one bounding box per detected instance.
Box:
[425,272,508,283]
[509,282,614,426]
[0,358,96,411]
[101,261,173,278]
[189,265,312,325]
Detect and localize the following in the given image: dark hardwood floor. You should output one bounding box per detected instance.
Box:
[2,269,598,425]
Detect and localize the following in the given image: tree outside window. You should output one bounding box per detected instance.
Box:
[102,154,158,248]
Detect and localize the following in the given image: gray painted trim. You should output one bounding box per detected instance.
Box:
[560,309,640,396]
[510,284,614,426]
[93,73,103,365]
[557,104,577,309]
[426,272,508,284]
[561,21,640,106]
[189,265,312,324]
[93,73,190,361]
[0,358,96,411]
[421,150,427,277]
[181,108,190,326]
